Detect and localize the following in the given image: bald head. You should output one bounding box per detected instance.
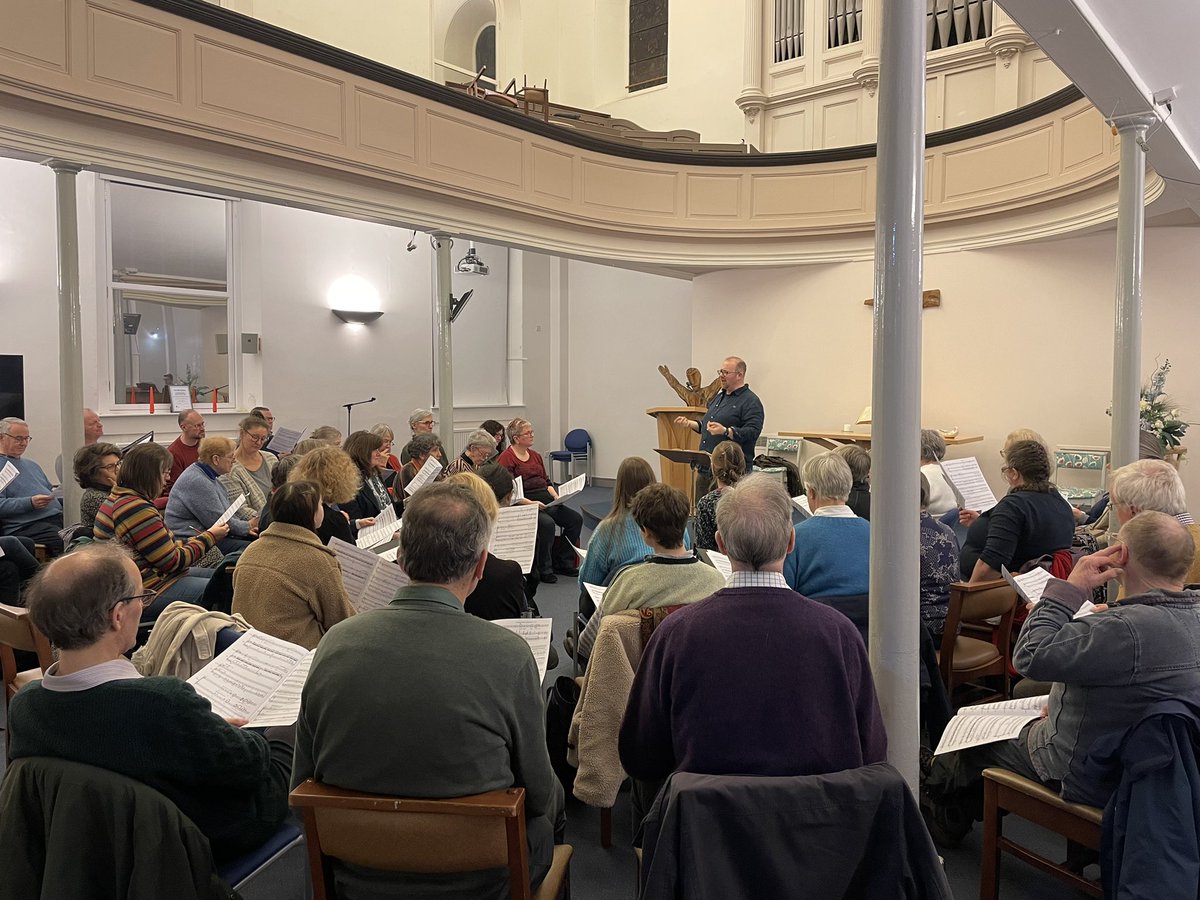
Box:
[27,543,141,649]
[1121,511,1196,587]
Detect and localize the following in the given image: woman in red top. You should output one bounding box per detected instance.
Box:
[496,418,583,583]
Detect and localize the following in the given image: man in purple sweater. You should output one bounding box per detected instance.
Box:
[619,473,888,790]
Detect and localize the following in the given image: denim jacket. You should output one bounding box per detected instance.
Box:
[1014,579,1200,806]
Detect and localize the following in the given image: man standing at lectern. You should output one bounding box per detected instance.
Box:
[675,356,764,496]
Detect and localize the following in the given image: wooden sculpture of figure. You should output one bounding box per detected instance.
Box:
[658,365,722,407]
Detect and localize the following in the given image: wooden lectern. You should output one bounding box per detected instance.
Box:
[647,407,706,506]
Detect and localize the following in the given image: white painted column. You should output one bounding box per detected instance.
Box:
[737,0,768,148]
[50,161,85,524]
[506,249,525,407]
[868,0,926,790]
[1109,118,1152,473]
[432,231,455,451]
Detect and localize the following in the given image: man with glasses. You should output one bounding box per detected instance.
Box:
[164,409,206,497]
[7,542,292,861]
[0,416,64,556]
[674,356,765,496]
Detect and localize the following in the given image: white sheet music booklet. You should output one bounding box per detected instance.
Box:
[187,629,313,728]
[330,537,410,612]
[490,504,539,574]
[938,456,999,512]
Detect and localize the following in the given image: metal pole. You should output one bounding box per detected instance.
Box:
[432,232,455,452]
[1109,118,1152,473]
[49,161,85,525]
[868,0,925,791]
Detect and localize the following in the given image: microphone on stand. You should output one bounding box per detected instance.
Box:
[342,397,377,434]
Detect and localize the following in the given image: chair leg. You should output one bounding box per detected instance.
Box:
[600,806,612,848]
[981,776,1002,900]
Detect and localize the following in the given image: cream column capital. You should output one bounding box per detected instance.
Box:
[739,0,768,116]
[854,0,882,95]
[986,4,1034,68]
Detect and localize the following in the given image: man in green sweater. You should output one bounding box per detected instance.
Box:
[577,482,726,658]
[8,542,291,861]
[293,481,565,899]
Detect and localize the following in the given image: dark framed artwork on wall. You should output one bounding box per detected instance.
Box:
[0,355,25,420]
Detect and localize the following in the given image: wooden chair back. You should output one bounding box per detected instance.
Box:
[939,580,1018,700]
[0,602,54,703]
[289,781,534,900]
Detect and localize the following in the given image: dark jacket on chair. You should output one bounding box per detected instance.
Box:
[0,756,232,900]
[1082,697,1200,899]
[638,765,952,900]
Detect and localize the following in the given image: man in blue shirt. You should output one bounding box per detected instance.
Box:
[0,417,64,555]
[675,356,765,496]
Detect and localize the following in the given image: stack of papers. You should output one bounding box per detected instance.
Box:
[404,455,443,495]
[490,504,540,574]
[330,537,410,612]
[702,549,733,581]
[355,505,399,550]
[545,473,586,508]
[267,425,305,456]
[1001,565,1053,606]
[933,696,1047,755]
[0,461,19,492]
[493,618,554,682]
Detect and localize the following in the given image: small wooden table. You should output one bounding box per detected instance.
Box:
[779,430,984,451]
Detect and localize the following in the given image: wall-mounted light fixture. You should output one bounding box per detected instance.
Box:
[331,309,384,325]
[455,242,489,275]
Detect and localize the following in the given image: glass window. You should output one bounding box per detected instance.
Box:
[474,25,496,84]
[629,0,668,91]
[106,182,233,407]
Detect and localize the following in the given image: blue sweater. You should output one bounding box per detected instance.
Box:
[783,516,871,599]
[165,463,252,538]
[578,513,692,587]
[0,455,63,534]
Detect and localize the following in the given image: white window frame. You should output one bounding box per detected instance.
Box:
[96,176,242,415]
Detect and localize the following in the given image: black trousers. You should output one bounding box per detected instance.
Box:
[0,536,40,604]
[529,491,583,575]
[7,517,64,557]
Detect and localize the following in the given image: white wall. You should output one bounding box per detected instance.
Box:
[565,259,692,478]
[0,158,60,476]
[692,226,1200,503]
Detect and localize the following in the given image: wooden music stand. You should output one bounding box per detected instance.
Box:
[646,407,705,501]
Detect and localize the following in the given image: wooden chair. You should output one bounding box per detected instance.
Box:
[0,602,54,757]
[289,781,572,900]
[518,78,550,122]
[981,767,1102,899]
[938,580,1018,702]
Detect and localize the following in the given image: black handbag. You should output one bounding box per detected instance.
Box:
[545,675,580,793]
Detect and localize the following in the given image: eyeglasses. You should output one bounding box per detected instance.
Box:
[1000,465,1013,474]
[245,433,268,444]
[518,430,534,438]
[3,434,32,444]
[716,369,735,377]
[111,590,156,613]
[98,462,121,472]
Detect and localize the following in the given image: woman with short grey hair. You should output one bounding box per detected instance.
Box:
[920,429,957,518]
[400,409,446,467]
[445,429,500,477]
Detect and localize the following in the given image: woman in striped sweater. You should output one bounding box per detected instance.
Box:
[94,443,228,618]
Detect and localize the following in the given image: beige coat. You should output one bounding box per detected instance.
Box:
[132,601,252,679]
[568,610,646,808]
[231,522,356,650]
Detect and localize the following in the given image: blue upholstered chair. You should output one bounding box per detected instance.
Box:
[548,429,592,484]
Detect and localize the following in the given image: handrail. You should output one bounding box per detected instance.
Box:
[131,0,1084,167]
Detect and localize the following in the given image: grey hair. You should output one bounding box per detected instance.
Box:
[802,452,853,502]
[400,483,490,584]
[406,433,441,461]
[369,423,395,442]
[1110,459,1188,516]
[506,418,531,445]
[27,542,139,650]
[1121,511,1195,584]
[465,428,496,452]
[920,429,946,463]
[715,473,793,569]
[408,408,434,430]
[0,416,27,436]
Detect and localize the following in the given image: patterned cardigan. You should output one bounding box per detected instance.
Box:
[218,452,277,518]
[94,486,215,593]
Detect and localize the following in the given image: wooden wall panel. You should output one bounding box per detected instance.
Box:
[582,160,676,215]
[0,0,69,72]
[685,174,742,218]
[427,111,524,188]
[354,88,418,161]
[87,4,180,101]
[942,125,1053,200]
[751,168,868,218]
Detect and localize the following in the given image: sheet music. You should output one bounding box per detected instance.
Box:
[544,473,586,508]
[490,504,539,573]
[512,475,525,503]
[210,494,247,529]
[1001,565,1054,606]
[267,425,305,455]
[792,494,812,516]
[583,583,606,610]
[376,545,399,563]
[569,540,588,561]
[187,630,311,724]
[248,653,314,727]
[933,696,1046,755]
[704,549,733,581]
[494,617,554,682]
[403,454,442,495]
[0,460,16,492]
[331,537,409,612]
[355,504,398,550]
[938,457,998,511]
[50,486,64,500]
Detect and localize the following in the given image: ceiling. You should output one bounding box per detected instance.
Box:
[998,0,1200,217]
